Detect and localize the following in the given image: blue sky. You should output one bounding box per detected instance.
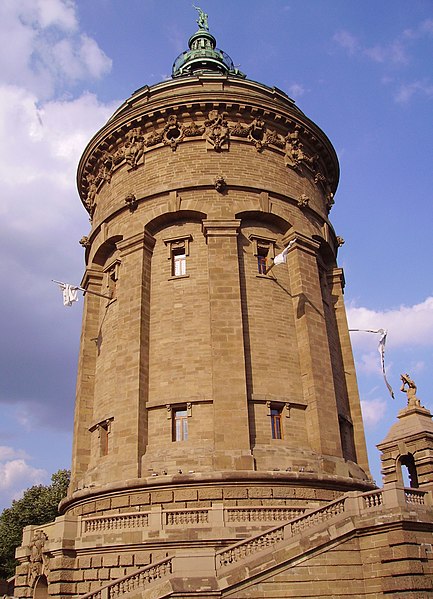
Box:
[1,0,432,510]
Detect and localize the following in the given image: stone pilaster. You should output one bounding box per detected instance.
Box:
[71,269,103,491]
[328,267,371,476]
[203,219,254,470]
[286,234,342,459]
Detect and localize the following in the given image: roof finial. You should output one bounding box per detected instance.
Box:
[193,5,209,31]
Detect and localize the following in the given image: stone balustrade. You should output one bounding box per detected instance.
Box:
[80,504,307,535]
[215,485,431,571]
[79,557,173,599]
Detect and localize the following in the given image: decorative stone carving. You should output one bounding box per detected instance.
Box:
[336,236,345,247]
[230,122,248,137]
[28,530,49,587]
[125,193,138,212]
[248,117,267,151]
[79,235,90,248]
[265,129,285,148]
[183,121,204,137]
[146,130,164,147]
[204,110,229,151]
[85,173,97,216]
[297,194,310,209]
[163,115,184,151]
[326,191,335,212]
[284,129,314,171]
[124,127,144,169]
[214,174,226,193]
[400,374,421,407]
[98,150,114,184]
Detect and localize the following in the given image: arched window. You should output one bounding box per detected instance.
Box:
[399,453,419,488]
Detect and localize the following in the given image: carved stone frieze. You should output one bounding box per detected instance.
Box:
[146,130,164,147]
[230,122,248,137]
[204,110,229,151]
[183,121,204,136]
[162,115,185,151]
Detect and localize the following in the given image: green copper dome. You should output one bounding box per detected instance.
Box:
[172,7,245,78]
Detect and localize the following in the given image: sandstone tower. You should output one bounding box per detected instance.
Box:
[15,14,433,599]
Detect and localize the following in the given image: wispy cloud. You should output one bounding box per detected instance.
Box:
[395,79,433,104]
[361,398,387,427]
[333,18,433,104]
[287,82,307,99]
[333,30,359,55]
[348,296,433,350]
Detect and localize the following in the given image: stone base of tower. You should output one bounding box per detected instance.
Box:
[14,482,433,599]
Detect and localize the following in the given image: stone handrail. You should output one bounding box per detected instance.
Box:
[79,557,173,599]
[83,513,149,533]
[404,488,428,505]
[361,490,383,509]
[164,508,209,525]
[216,496,346,569]
[226,506,306,522]
[216,486,432,570]
[81,504,308,535]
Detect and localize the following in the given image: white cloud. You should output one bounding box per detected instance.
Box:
[0,448,47,509]
[333,30,359,55]
[288,82,306,99]
[364,41,409,65]
[348,296,433,350]
[361,398,387,427]
[356,351,385,376]
[0,0,111,98]
[403,18,433,40]
[395,80,433,104]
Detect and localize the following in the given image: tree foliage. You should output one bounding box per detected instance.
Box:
[0,469,70,579]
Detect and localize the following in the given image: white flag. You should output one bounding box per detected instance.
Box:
[349,327,395,399]
[273,239,296,266]
[60,283,79,307]
[378,329,394,399]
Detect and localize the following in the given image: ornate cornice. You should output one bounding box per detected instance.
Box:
[77,76,339,217]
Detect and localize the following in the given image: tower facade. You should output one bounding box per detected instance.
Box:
[14,17,433,599]
[68,22,371,503]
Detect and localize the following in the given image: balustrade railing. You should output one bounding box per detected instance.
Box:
[80,557,173,599]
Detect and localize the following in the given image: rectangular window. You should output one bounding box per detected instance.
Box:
[172,248,187,277]
[173,408,188,441]
[257,246,268,274]
[271,407,283,439]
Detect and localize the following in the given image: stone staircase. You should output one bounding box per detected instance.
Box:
[77,486,432,599]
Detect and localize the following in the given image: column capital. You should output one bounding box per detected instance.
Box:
[202,219,241,238]
[117,229,156,257]
[282,231,321,257]
[327,267,345,290]
[80,268,104,289]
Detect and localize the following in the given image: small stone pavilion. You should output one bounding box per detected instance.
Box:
[14,10,433,599]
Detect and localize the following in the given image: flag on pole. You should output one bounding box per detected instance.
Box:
[273,239,296,266]
[59,283,79,307]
